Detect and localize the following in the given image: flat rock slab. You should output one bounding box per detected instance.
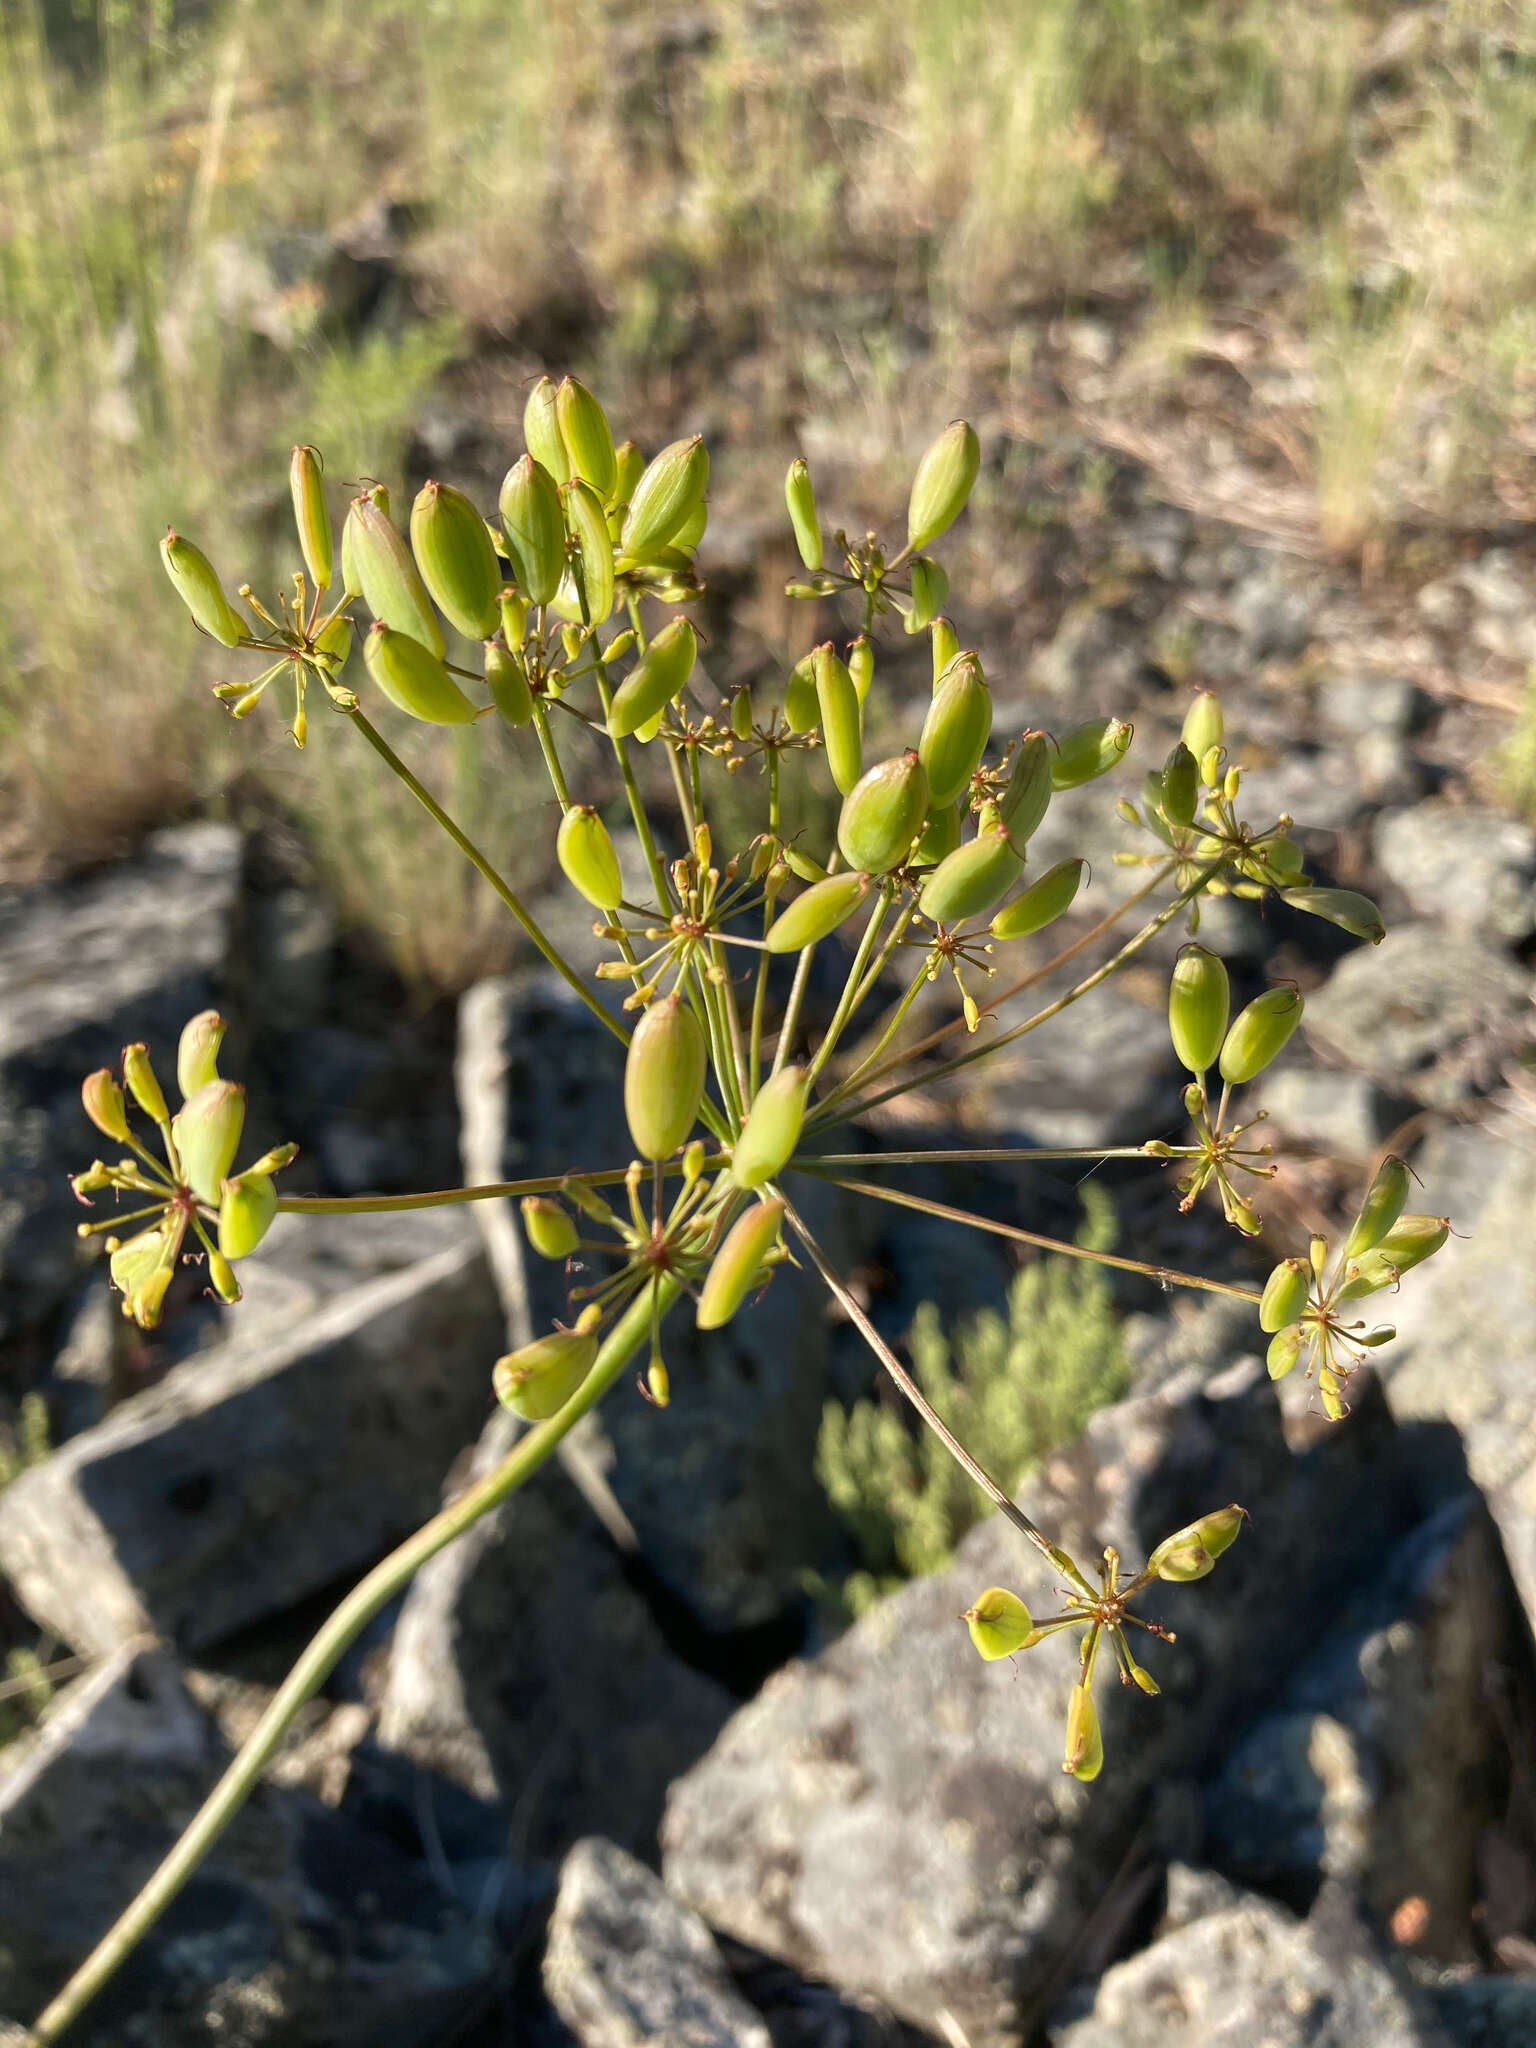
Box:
[0,1230,502,1653]
[1374,800,1536,943]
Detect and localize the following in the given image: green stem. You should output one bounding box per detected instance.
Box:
[22,1277,680,2047]
[805,883,891,1085]
[805,1146,1175,1167]
[813,957,931,1117]
[347,709,628,1052]
[529,696,573,808]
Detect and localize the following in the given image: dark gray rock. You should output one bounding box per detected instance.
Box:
[1431,1976,1536,2047]
[543,1837,771,2048]
[0,1643,497,2045]
[375,1410,733,1861]
[662,1362,1453,2044]
[0,1227,502,1653]
[1374,802,1536,943]
[0,823,240,1340]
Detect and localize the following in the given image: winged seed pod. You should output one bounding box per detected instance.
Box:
[608,617,697,737]
[814,645,863,794]
[848,634,874,706]
[1063,1682,1103,1781]
[731,1067,808,1189]
[906,556,948,632]
[999,731,1052,844]
[624,993,708,1160]
[485,640,534,727]
[1267,1325,1304,1380]
[289,445,333,591]
[562,478,616,624]
[1181,690,1223,762]
[990,857,1086,941]
[82,1070,130,1143]
[174,1080,245,1206]
[218,1169,276,1260]
[963,1586,1032,1660]
[919,820,1023,926]
[784,653,820,734]
[1168,945,1230,1077]
[906,420,980,552]
[520,1196,579,1261]
[122,1043,169,1125]
[919,654,992,807]
[556,377,617,497]
[838,752,930,873]
[340,484,388,600]
[1344,1156,1411,1262]
[1282,887,1386,945]
[557,805,624,908]
[1218,985,1303,1085]
[767,871,870,953]
[696,1196,787,1329]
[176,1011,226,1099]
[494,1328,598,1421]
[930,617,959,681]
[364,622,478,725]
[160,530,246,647]
[785,458,822,571]
[1259,1257,1311,1333]
[410,481,501,640]
[1336,1214,1450,1300]
[1147,1506,1245,1582]
[1161,741,1199,828]
[498,456,567,607]
[313,614,352,682]
[523,375,569,479]
[913,800,961,867]
[348,495,446,657]
[611,439,644,513]
[1051,717,1133,789]
[621,436,709,560]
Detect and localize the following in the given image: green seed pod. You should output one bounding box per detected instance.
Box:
[498,455,567,608]
[696,1196,787,1329]
[785,457,822,571]
[1051,717,1134,789]
[289,445,333,591]
[611,438,644,514]
[82,1070,130,1142]
[608,617,697,737]
[409,481,501,641]
[555,376,617,497]
[364,621,478,725]
[313,614,352,680]
[485,640,534,727]
[177,1010,226,1100]
[122,1044,169,1125]
[1282,887,1386,945]
[930,617,959,682]
[499,586,529,650]
[919,654,992,807]
[160,529,246,647]
[208,1246,241,1303]
[1267,1326,1304,1380]
[1161,741,1199,828]
[766,871,870,954]
[784,847,826,883]
[1218,984,1303,1086]
[340,484,387,600]
[494,1328,598,1421]
[990,857,1086,940]
[814,644,863,795]
[671,498,707,557]
[348,495,446,656]
[1181,690,1223,763]
[557,805,624,908]
[729,688,754,739]
[907,419,980,552]
[784,653,820,734]
[913,799,961,867]
[174,1079,245,1206]
[963,1586,1033,1661]
[218,1169,276,1260]
[1343,1155,1411,1262]
[920,825,1023,926]
[1337,1214,1450,1299]
[1063,1682,1103,1782]
[110,1224,170,1303]
[907,556,948,632]
[561,477,616,624]
[621,435,709,560]
[624,992,708,1160]
[521,1196,579,1261]
[838,751,930,873]
[1254,833,1306,885]
[1168,944,1230,1077]
[1259,1257,1311,1333]
[1360,1325,1396,1348]
[1148,1505,1245,1582]
[848,634,874,707]
[524,374,569,478]
[732,1066,809,1189]
[999,731,1052,844]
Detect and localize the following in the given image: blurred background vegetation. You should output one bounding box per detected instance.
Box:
[1,0,1533,983]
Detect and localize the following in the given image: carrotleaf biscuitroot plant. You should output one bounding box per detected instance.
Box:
[32,381,1452,2043]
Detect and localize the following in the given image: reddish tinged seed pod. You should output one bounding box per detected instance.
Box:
[498,455,567,607]
[783,653,820,734]
[906,555,948,632]
[907,419,980,552]
[521,1197,579,1261]
[523,375,569,479]
[485,640,534,728]
[1218,985,1303,1086]
[621,435,710,560]
[1051,717,1133,789]
[1168,944,1230,1077]
[289,445,333,591]
[1343,1155,1411,1262]
[919,653,992,807]
[696,1196,787,1329]
[838,752,930,873]
[919,824,1023,926]
[1181,690,1223,763]
[82,1070,130,1143]
[731,1067,809,1189]
[624,993,708,1161]
[999,731,1052,844]
[1063,1682,1103,1781]
[160,529,246,647]
[1259,1257,1311,1333]
[218,1169,276,1261]
[990,857,1085,941]
[555,376,617,498]
[766,871,870,954]
[557,805,624,908]
[1282,887,1386,945]
[814,644,863,795]
[494,1329,598,1421]
[177,1010,226,1099]
[122,1044,169,1125]
[608,617,697,737]
[410,481,501,640]
[174,1079,246,1206]
[963,1586,1032,1661]
[364,621,478,725]
[562,477,616,624]
[785,457,822,571]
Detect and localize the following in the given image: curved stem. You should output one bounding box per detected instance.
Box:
[23,1277,679,2047]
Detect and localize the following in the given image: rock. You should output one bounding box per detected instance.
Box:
[662,1362,1455,2044]
[1374,802,1536,943]
[1302,926,1531,1109]
[1234,748,1371,836]
[375,1408,733,1862]
[1230,560,1314,663]
[543,1837,772,2048]
[1315,677,1424,741]
[0,1643,498,2044]
[1050,1874,1454,2047]
[1205,1493,1521,1959]
[0,1227,502,1654]
[1256,1063,1410,1156]
[0,823,241,1340]
[1431,1976,1536,2047]
[262,1020,462,1196]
